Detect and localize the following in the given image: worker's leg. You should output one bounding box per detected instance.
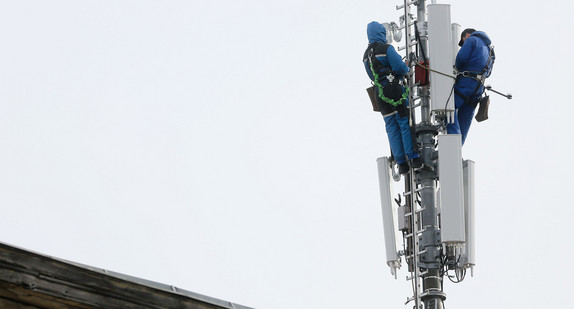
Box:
[457,102,477,145]
[395,114,419,160]
[383,113,406,164]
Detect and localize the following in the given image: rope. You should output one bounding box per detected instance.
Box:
[415,62,455,79]
[369,59,410,107]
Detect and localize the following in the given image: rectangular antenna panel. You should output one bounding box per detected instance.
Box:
[428,4,455,120]
[463,160,476,268]
[438,135,465,243]
[451,23,461,65]
[376,157,400,272]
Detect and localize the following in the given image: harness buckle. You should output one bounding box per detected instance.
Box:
[458,71,485,83]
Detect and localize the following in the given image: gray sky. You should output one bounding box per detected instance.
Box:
[0,1,572,308]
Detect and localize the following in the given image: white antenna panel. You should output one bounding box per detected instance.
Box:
[376,157,400,277]
[451,23,461,65]
[427,4,456,121]
[438,134,465,244]
[463,160,476,270]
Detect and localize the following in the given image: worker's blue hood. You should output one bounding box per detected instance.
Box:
[367,21,387,44]
[471,31,491,46]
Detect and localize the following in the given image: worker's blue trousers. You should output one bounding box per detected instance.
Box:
[383,113,419,164]
[446,93,479,145]
[447,77,484,145]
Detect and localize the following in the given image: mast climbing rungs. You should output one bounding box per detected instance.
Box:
[398,42,417,50]
[407,273,428,281]
[396,0,417,10]
[397,22,416,31]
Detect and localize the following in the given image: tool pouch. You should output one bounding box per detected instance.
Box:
[366,86,380,112]
[474,95,490,122]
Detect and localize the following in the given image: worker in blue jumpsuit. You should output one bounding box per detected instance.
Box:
[447,28,494,145]
[363,21,422,174]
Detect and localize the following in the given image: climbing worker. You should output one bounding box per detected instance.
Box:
[447,28,495,145]
[363,21,422,174]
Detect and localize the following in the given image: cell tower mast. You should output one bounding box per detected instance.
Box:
[377,1,476,308]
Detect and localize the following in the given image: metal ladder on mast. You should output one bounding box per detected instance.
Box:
[396,0,427,308]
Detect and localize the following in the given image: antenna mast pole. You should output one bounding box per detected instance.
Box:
[414,1,445,309]
[402,0,445,308]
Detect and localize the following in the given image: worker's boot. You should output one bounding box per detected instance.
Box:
[398,162,410,174]
[410,157,424,169]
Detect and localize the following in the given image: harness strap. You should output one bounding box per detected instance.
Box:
[454,75,484,106]
[457,71,485,83]
[453,43,494,105]
[367,43,409,107]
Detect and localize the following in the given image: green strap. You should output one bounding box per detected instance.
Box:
[369,59,409,107]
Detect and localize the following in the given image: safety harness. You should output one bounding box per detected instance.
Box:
[455,45,496,105]
[366,43,409,107]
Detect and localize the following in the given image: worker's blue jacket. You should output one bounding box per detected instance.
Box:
[363,22,409,82]
[447,31,494,145]
[454,31,493,106]
[363,21,410,116]
[363,21,418,165]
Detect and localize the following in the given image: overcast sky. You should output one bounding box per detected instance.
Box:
[0,1,572,308]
